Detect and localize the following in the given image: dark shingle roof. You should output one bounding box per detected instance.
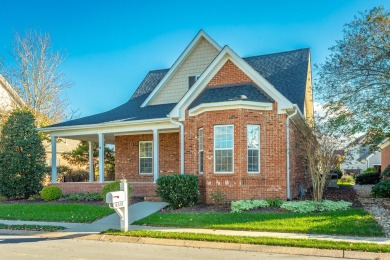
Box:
[189,83,274,109]
[49,69,172,127]
[48,48,309,128]
[243,48,309,112]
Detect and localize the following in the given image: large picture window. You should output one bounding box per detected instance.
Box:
[247,125,260,173]
[139,141,153,174]
[199,128,204,174]
[214,125,234,173]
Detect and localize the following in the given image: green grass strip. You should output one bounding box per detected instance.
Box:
[0,223,65,232]
[134,208,384,237]
[0,203,113,223]
[103,230,390,253]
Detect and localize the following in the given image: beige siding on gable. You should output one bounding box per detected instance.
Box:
[0,81,16,113]
[150,38,219,105]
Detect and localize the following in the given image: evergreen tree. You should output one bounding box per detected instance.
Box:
[0,110,46,198]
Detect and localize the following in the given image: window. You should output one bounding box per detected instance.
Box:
[214,125,234,173]
[247,125,260,173]
[199,128,204,173]
[139,141,153,174]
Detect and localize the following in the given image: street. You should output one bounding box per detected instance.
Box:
[0,234,340,260]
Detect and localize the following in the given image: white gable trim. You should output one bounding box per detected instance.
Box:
[379,138,390,149]
[141,30,222,108]
[189,101,273,116]
[169,46,294,120]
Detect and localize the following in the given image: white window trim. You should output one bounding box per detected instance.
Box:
[214,125,234,174]
[199,128,203,174]
[139,141,153,175]
[247,125,260,174]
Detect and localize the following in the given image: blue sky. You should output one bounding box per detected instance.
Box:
[0,0,387,118]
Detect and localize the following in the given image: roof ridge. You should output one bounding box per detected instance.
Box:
[243,48,310,59]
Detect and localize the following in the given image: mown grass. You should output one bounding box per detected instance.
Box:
[104,230,390,253]
[0,203,113,223]
[134,208,384,237]
[0,223,65,232]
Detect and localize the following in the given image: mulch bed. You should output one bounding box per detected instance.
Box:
[165,186,362,214]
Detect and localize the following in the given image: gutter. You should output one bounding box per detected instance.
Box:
[286,106,298,200]
[169,117,185,175]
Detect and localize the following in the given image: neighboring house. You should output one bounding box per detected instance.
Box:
[341,135,382,174]
[379,138,390,171]
[0,74,80,169]
[43,31,314,202]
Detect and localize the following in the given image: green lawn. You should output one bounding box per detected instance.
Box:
[0,223,65,232]
[134,208,384,237]
[104,230,390,253]
[0,203,113,223]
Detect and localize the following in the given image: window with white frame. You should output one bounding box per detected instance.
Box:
[139,141,153,174]
[199,128,204,173]
[214,125,234,173]
[247,125,260,173]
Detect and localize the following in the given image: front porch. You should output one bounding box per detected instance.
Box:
[46,119,184,198]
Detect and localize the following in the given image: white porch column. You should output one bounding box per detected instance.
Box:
[88,141,94,183]
[98,133,105,183]
[153,129,159,183]
[51,136,57,184]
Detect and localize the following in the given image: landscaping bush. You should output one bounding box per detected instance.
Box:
[63,192,102,201]
[339,174,355,185]
[156,174,199,209]
[101,181,132,202]
[280,200,352,213]
[371,180,390,198]
[40,186,62,201]
[231,200,269,213]
[209,189,226,205]
[363,167,377,174]
[355,171,381,185]
[266,199,283,207]
[63,170,89,182]
[382,165,390,178]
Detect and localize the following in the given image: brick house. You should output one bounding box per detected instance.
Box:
[379,138,390,172]
[43,31,313,202]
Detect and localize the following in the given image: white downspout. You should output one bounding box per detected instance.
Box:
[286,108,298,200]
[170,118,185,175]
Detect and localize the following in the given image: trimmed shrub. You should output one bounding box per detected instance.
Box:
[266,199,284,207]
[156,174,200,209]
[371,180,390,198]
[231,200,270,213]
[63,192,102,201]
[382,165,390,178]
[363,167,377,174]
[280,200,352,213]
[355,171,380,185]
[40,186,62,201]
[101,181,132,202]
[340,174,354,184]
[332,168,343,179]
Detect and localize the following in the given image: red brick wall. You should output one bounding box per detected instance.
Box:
[115,133,180,182]
[382,144,390,170]
[208,60,252,87]
[51,183,105,194]
[184,107,288,203]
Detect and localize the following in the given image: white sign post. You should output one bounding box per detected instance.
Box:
[106,179,129,232]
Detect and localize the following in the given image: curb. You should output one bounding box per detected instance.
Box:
[78,234,390,260]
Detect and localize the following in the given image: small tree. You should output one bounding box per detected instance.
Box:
[298,120,341,202]
[0,110,46,198]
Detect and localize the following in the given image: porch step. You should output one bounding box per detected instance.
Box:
[144,196,162,202]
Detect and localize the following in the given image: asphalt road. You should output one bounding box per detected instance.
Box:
[0,234,341,260]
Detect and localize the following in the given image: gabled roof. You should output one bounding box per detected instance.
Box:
[49,69,173,128]
[243,48,309,112]
[0,74,25,109]
[189,83,274,109]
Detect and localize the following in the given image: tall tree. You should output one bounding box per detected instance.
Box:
[316,7,390,142]
[0,30,72,127]
[0,110,46,198]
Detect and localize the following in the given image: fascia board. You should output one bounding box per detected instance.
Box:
[378,138,390,149]
[141,31,222,108]
[170,46,294,119]
[189,101,273,116]
[39,118,172,133]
